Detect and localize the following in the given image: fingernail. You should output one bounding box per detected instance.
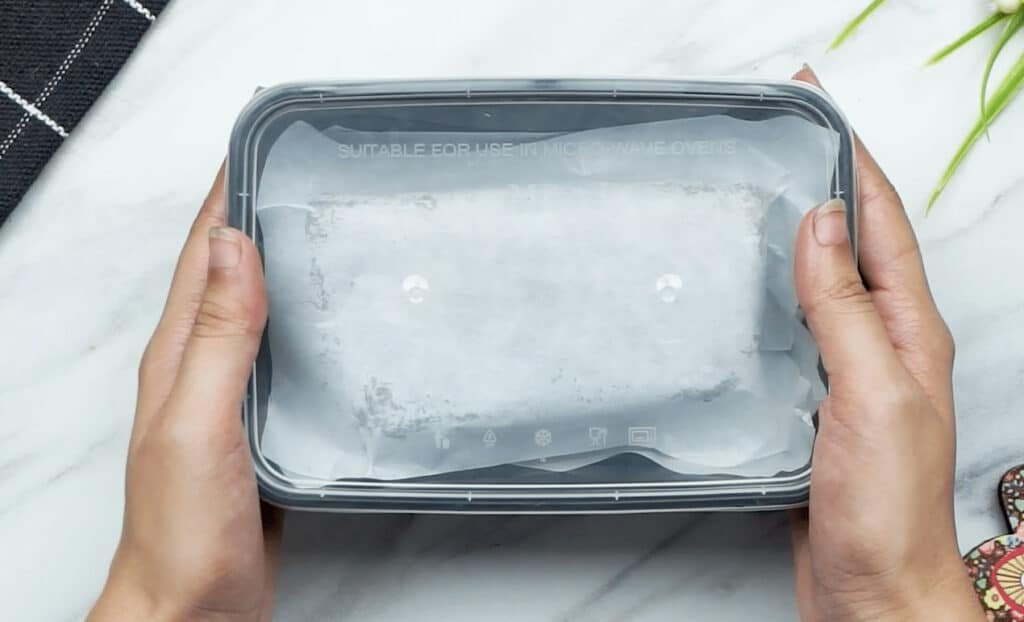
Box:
[208,227,241,268]
[800,64,823,86]
[812,199,848,246]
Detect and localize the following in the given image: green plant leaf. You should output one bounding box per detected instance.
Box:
[829,0,889,50]
[928,50,1024,211]
[927,12,1007,65]
[978,47,1024,138]
[981,11,1024,118]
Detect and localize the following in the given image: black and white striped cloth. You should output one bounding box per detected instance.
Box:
[0,0,169,227]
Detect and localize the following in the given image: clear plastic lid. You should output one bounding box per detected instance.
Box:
[228,79,856,512]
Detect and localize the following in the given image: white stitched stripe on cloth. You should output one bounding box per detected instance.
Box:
[0,0,113,159]
[39,0,114,105]
[121,0,156,22]
[0,80,70,139]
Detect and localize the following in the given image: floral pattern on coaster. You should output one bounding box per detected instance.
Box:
[965,465,1024,620]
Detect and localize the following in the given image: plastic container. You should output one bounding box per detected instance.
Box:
[227,79,856,513]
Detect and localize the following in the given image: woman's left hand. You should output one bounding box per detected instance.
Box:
[89,164,281,622]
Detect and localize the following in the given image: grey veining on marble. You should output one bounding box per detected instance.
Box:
[1,1,1022,620]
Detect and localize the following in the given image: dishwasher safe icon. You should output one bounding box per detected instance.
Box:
[588,427,608,449]
[627,426,657,447]
[434,430,451,450]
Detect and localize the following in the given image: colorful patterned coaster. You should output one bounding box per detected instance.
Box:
[964,465,1024,620]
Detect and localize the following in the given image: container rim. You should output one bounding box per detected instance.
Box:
[227,77,857,512]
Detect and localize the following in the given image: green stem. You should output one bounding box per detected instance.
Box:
[928,50,1024,211]
[981,11,1024,118]
[829,0,889,50]
[927,12,1007,65]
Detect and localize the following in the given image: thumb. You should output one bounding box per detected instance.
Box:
[163,226,267,424]
[795,199,901,386]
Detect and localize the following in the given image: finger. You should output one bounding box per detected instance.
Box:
[849,136,954,408]
[161,226,267,431]
[789,509,818,622]
[793,66,929,302]
[137,164,228,423]
[792,66,954,406]
[794,198,904,385]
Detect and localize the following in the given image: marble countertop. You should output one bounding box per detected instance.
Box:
[2,1,1023,620]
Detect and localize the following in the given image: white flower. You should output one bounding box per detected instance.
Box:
[996,0,1022,15]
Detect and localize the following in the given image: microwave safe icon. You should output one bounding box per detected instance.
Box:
[627,426,657,447]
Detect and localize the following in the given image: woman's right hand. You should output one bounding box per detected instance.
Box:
[788,66,984,622]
